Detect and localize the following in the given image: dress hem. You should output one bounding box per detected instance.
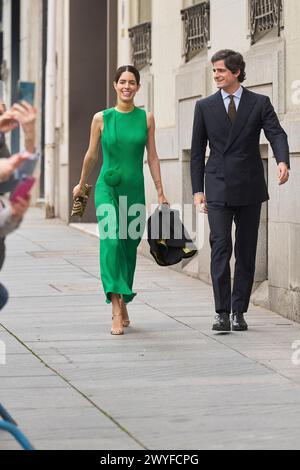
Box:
[105,291,137,305]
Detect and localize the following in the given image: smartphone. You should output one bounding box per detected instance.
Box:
[14,152,39,180]
[17,81,35,106]
[9,176,35,203]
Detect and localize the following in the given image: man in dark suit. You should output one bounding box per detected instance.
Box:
[191,49,290,332]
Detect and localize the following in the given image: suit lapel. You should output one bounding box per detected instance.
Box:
[224,88,258,152]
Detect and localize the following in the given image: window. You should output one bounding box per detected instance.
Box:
[138,0,151,24]
[130,0,151,27]
[128,0,152,70]
[183,0,198,7]
[181,1,210,62]
[249,0,284,45]
[128,22,151,70]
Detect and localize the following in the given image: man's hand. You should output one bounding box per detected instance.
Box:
[278,162,289,185]
[194,192,208,214]
[11,101,37,153]
[0,153,30,182]
[10,195,31,221]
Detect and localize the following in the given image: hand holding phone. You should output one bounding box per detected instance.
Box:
[12,84,37,153]
[9,176,35,203]
[10,189,32,220]
[0,110,19,133]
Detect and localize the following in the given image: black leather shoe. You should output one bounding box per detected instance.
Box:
[212,313,231,332]
[231,313,248,331]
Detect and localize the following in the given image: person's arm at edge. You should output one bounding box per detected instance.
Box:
[0,205,22,238]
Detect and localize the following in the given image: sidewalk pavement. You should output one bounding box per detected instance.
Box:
[1,207,300,450]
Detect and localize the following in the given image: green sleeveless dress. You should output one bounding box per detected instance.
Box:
[95,107,148,304]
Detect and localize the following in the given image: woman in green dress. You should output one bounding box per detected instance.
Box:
[73,66,168,335]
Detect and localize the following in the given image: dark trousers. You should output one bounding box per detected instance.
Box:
[207,202,262,314]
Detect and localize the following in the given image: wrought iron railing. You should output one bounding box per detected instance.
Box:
[181,2,210,62]
[128,22,151,70]
[249,0,284,45]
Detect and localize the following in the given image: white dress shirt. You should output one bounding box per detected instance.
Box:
[221,86,243,113]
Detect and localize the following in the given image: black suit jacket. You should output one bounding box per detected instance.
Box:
[190,88,290,206]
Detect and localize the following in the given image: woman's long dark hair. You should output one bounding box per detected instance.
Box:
[114,65,140,85]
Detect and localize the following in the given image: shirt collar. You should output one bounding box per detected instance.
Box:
[221,86,243,101]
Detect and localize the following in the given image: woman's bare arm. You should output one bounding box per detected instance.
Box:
[73,112,103,198]
[146,112,168,204]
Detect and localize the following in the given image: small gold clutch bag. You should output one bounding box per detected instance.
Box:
[71,184,92,218]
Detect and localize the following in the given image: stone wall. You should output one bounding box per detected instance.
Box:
[119,0,300,322]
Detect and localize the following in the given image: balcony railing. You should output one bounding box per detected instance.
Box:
[249,0,284,45]
[181,2,210,62]
[128,22,151,70]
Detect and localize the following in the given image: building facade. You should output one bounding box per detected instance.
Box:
[1,0,117,221]
[119,0,300,323]
[1,0,300,322]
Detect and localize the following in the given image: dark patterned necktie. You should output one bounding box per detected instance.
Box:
[228,95,237,123]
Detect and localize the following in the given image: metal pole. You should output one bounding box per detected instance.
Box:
[44,0,56,218]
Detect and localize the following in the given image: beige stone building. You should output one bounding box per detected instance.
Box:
[1,0,300,322]
[119,0,300,322]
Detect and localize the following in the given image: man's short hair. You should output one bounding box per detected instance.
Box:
[211,49,246,83]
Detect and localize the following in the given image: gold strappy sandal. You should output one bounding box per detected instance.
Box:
[119,297,130,327]
[111,312,124,336]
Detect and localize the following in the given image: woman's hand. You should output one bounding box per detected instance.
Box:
[11,101,37,153]
[0,153,30,182]
[11,101,37,131]
[158,193,169,206]
[0,111,18,133]
[73,184,87,200]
